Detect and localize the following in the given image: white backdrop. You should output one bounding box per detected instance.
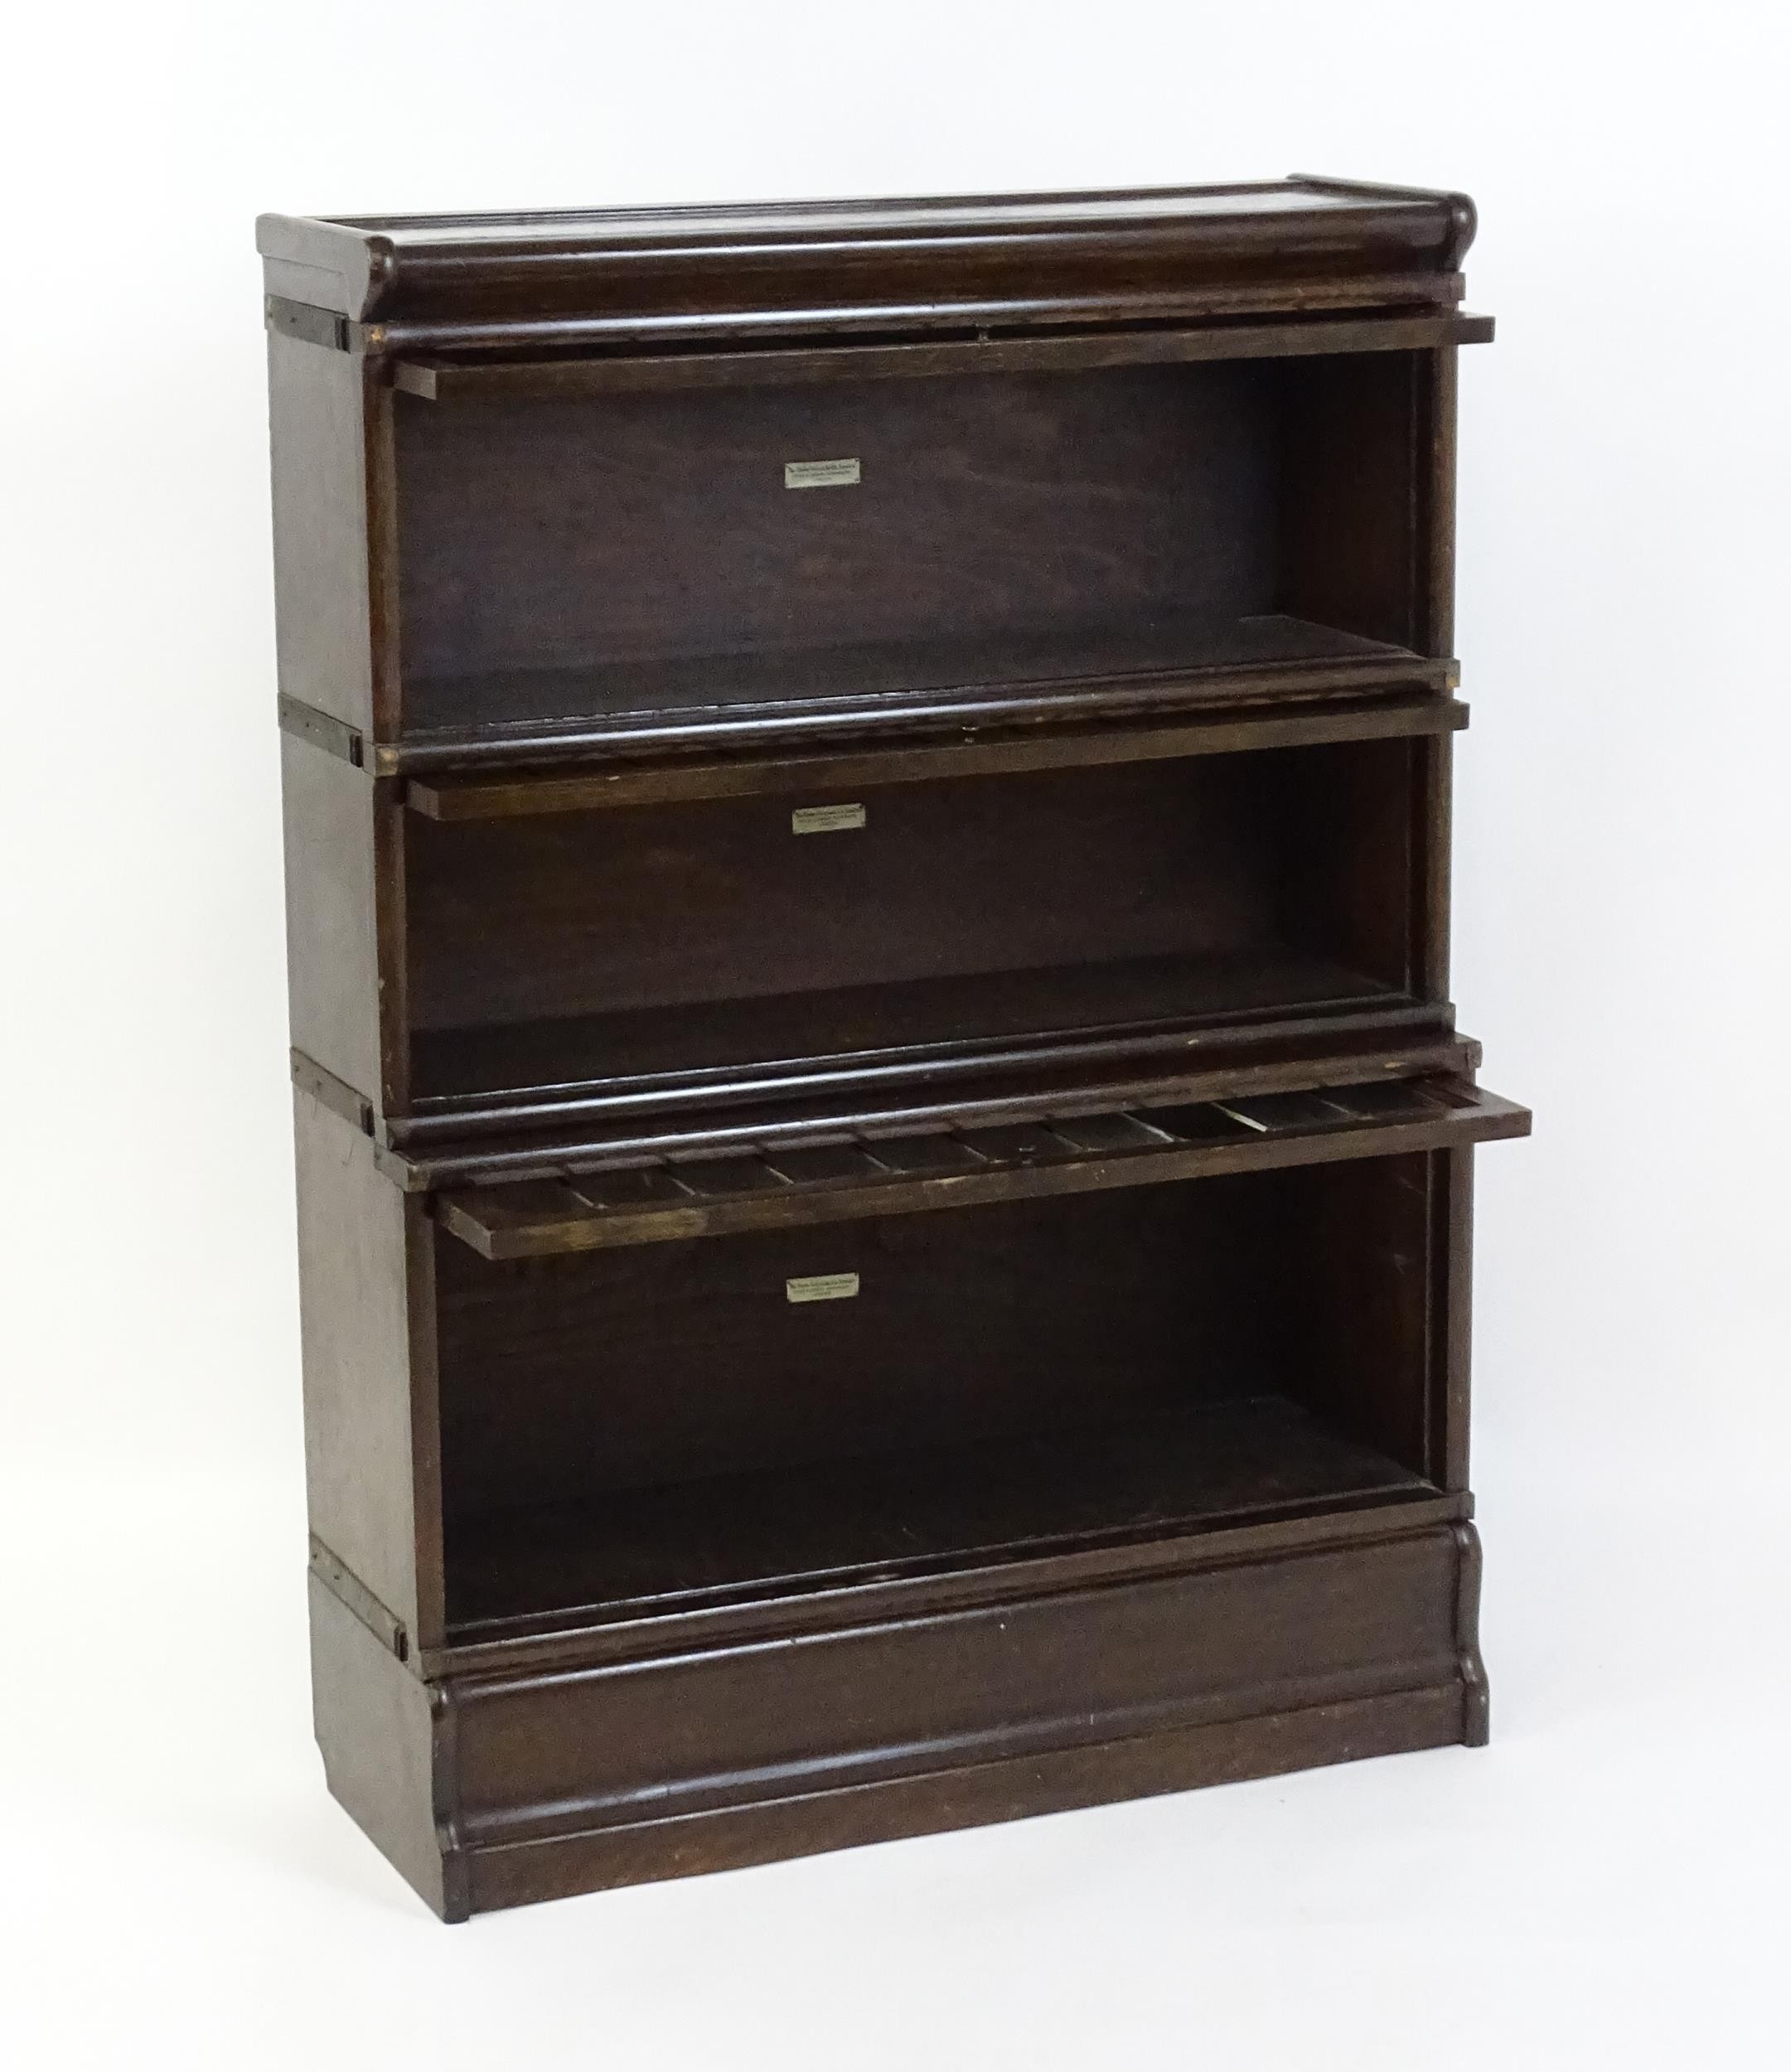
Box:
[4,4,1786,2065]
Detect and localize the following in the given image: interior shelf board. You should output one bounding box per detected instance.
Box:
[443,1394,1438,1639]
[385,614,1455,773]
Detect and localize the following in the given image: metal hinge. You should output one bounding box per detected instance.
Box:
[291,1049,375,1136]
[309,1537,409,1662]
[278,693,365,767]
[265,295,351,352]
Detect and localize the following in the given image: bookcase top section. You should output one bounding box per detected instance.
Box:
[256,175,1476,346]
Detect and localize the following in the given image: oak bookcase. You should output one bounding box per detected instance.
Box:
[260,176,1528,1919]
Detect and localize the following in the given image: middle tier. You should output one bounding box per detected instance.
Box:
[399,730,1446,1130]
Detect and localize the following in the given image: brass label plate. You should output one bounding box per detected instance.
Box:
[784,457,861,488]
[791,802,867,835]
[786,1272,861,1304]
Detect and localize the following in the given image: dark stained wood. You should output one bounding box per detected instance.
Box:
[432,1074,1527,1259]
[425,1487,1473,1680]
[405,758,1305,1034]
[266,176,1523,1918]
[279,738,414,1117]
[403,692,1469,820]
[433,1179,1287,1526]
[387,356,1448,755]
[402,744,1428,1122]
[462,1682,1471,1911]
[385,640,1458,774]
[384,1021,1478,1188]
[266,330,376,734]
[394,366,1286,702]
[406,952,1402,1123]
[444,1519,1471,1909]
[280,738,383,1105]
[1280,348,1426,651]
[445,1397,1435,1634]
[388,311,1493,401]
[309,1581,457,1918]
[455,1525,1464,1817]
[293,1092,443,1653]
[257,177,1476,345]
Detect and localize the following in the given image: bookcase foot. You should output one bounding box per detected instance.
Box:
[1453,1519,1492,1747]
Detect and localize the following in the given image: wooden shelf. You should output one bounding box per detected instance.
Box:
[391,310,1493,400]
[388,615,1454,772]
[370,1016,1471,1188]
[435,1072,1528,1257]
[409,947,1405,1121]
[444,1394,1437,1638]
[406,690,1467,819]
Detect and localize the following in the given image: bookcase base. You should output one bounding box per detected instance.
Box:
[457,1682,1478,1918]
[311,1518,1488,1921]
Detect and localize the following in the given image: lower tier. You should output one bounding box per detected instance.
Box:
[446,1392,1434,1638]
[311,1508,1487,1920]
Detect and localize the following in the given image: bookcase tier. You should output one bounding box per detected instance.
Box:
[426,1135,1479,1626]
[445,1397,1437,1640]
[268,175,1523,1918]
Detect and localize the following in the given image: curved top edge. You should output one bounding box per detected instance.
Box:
[256,176,1477,326]
[306,175,1458,239]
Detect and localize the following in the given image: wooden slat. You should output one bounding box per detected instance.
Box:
[1319,1079,1455,1121]
[435,1180,603,1257]
[1142,1103,1259,1146]
[1046,1111,1176,1155]
[667,1156,791,1199]
[1222,1090,1359,1131]
[955,1121,1081,1166]
[388,1024,1475,1188]
[432,1076,1531,1259]
[568,1167,695,1210]
[760,1144,889,1185]
[857,1134,988,1174]
[1222,1082,1458,1135]
[390,312,1494,404]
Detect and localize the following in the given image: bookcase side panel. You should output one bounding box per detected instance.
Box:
[1437,1144,1477,1493]
[309,1580,457,1919]
[1416,728,1453,1003]
[294,1090,442,1649]
[1421,344,1460,657]
[267,330,378,734]
[281,737,385,1106]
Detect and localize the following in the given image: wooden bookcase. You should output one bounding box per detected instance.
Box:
[260,177,1528,1919]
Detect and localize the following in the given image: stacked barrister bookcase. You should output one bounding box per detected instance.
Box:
[260,177,1528,1920]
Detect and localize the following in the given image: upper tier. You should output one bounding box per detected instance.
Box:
[256,175,1476,348]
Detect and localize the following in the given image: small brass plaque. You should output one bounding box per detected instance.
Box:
[791,802,867,835]
[784,457,861,489]
[786,1272,860,1305]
